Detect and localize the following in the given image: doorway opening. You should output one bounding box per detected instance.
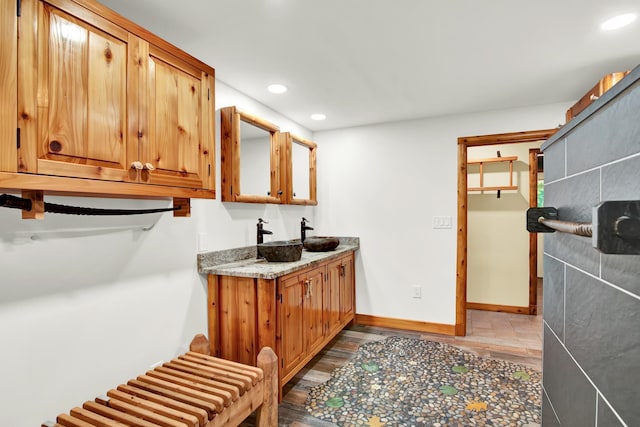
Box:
[455,129,557,336]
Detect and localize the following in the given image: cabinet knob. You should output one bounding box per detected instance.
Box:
[144,162,155,171]
[130,161,143,170]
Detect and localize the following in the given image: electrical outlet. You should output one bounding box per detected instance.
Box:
[412,286,422,299]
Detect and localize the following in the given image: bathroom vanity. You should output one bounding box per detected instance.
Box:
[197,239,358,396]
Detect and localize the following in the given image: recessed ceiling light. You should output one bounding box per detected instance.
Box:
[311,113,326,121]
[601,13,637,30]
[267,84,287,94]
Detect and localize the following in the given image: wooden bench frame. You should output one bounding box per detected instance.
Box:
[42,334,277,427]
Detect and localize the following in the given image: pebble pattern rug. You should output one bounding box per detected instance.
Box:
[305,336,541,426]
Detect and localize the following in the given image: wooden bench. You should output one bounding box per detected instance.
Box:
[42,335,277,427]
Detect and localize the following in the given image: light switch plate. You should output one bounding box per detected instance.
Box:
[432,216,452,229]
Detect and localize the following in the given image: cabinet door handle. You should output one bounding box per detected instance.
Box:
[130,161,143,170]
[143,162,155,171]
[304,280,309,299]
[308,279,313,298]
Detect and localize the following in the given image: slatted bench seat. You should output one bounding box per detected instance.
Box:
[42,335,277,427]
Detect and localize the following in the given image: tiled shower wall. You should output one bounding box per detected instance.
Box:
[541,72,640,426]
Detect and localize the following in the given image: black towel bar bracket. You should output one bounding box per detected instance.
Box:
[527,200,640,255]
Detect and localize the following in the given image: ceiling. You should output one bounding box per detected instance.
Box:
[97,0,640,132]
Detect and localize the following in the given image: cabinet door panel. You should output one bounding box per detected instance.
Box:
[305,268,325,355]
[25,4,132,181]
[279,275,305,377]
[326,259,342,336]
[341,255,355,321]
[143,46,211,188]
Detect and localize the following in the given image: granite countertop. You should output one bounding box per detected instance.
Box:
[197,237,359,279]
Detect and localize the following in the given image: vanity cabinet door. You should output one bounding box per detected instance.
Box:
[328,253,356,329]
[278,266,325,380]
[278,274,306,378]
[340,253,355,321]
[19,0,135,182]
[326,259,343,337]
[304,267,325,356]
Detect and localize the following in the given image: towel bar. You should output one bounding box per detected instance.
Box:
[527,200,640,255]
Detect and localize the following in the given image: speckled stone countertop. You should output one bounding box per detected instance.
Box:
[197,237,359,279]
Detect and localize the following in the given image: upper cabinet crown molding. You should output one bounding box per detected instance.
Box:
[1,0,216,200]
[220,106,318,205]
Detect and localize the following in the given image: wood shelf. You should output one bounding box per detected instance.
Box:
[468,156,518,192]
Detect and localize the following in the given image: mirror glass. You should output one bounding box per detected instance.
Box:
[291,137,310,200]
[286,133,317,205]
[240,119,272,196]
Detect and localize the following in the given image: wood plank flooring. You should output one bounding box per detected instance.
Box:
[242,303,543,426]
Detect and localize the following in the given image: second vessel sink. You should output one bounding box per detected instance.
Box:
[257,240,303,262]
[303,236,340,252]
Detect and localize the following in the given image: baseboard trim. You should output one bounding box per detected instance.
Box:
[355,314,455,336]
[467,302,530,314]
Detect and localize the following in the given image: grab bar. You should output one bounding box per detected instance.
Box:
[527,200,640,255]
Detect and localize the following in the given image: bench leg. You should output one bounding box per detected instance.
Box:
[256,347,278,427]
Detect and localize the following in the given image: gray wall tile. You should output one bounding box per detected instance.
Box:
[565,267,640,425]
[544,232,600,277]
[601,253,640,296]
[543,325,597,426]
[566,81,640,175]
[542,390,561,426]
[543,138,566,183]
[598,395,624,427]
[600,154,640,295]
[543,255,565,341]
[544,169,601,275]
[544,169,600,222]
[602,154,640,201]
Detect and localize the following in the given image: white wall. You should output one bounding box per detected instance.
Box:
[314,102,569,325]
[0,81,314,427]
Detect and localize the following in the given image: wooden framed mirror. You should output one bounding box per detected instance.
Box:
[220,106,283,203]
[282,132,317,205]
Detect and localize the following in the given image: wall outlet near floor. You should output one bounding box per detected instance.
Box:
[412,286,422,299]
[432,216,452,229]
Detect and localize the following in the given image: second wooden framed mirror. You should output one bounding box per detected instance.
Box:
[220,106,283,203]
[281,132,317,205]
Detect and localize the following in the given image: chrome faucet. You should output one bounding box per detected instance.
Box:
[257,218,273,245]
[301,217,314,242]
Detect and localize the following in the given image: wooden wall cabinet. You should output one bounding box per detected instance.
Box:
[1,0,215,200]
[207,251,355,396]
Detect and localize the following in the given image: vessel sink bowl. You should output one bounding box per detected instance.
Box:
[303,236,340,252]
[257,240,303,262]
